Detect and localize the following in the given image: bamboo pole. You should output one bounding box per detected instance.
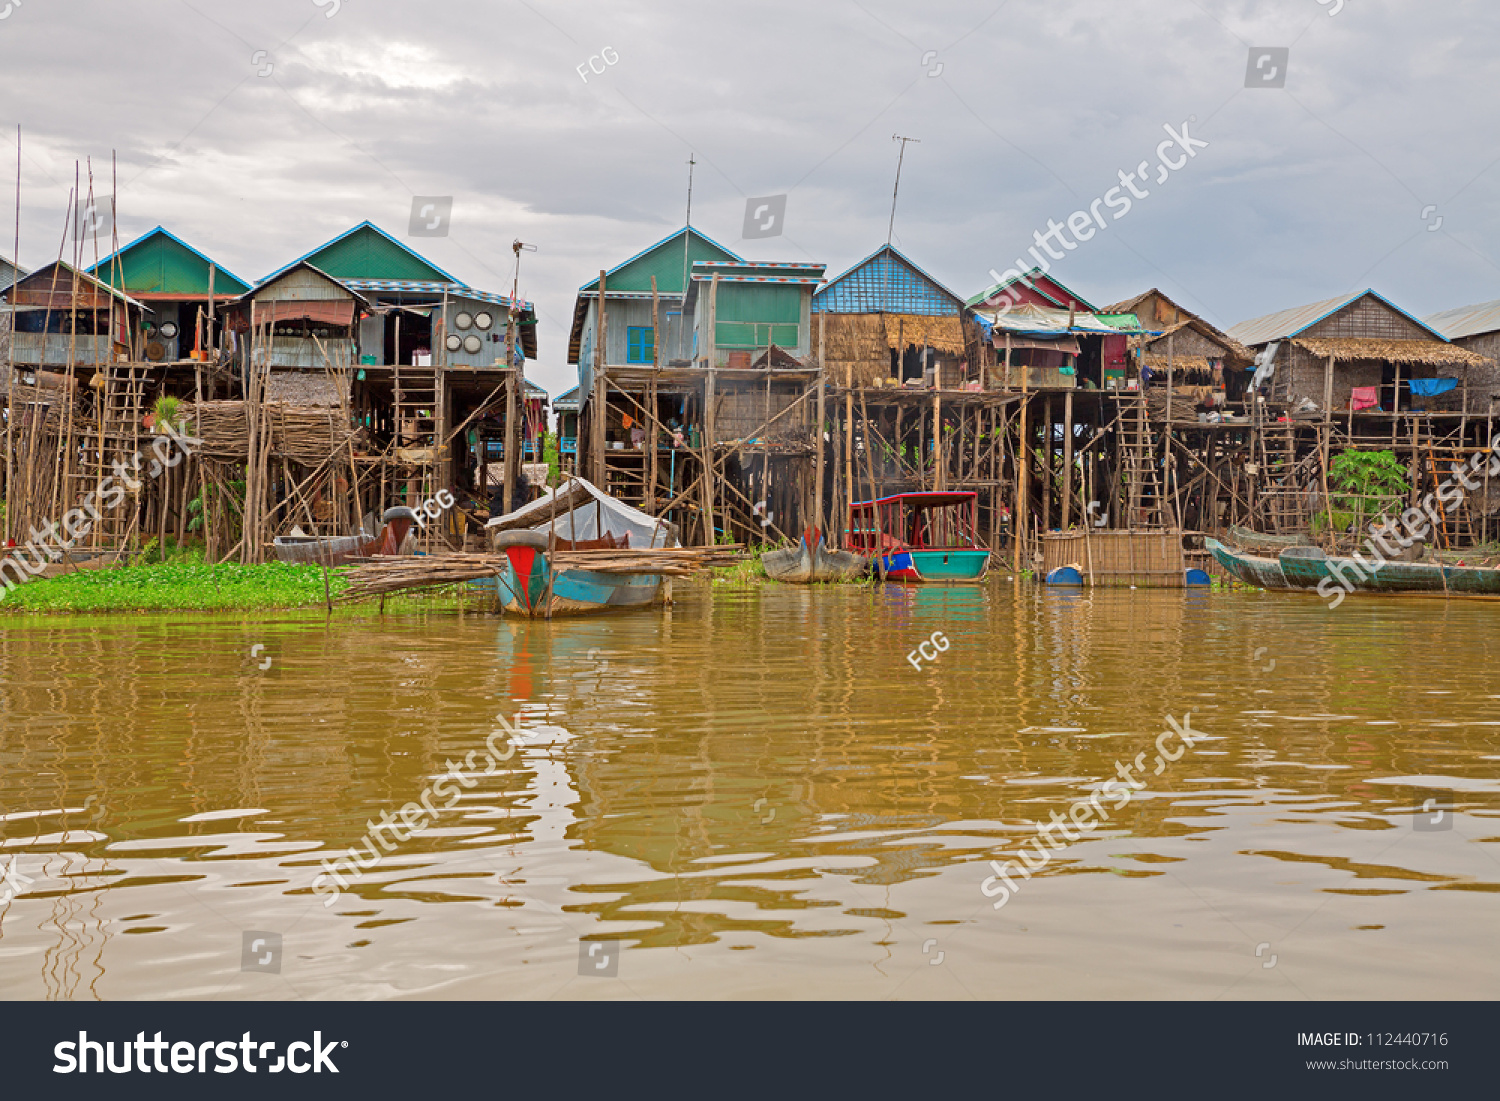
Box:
[1062,387,1074,529]
[815,311,826,542]
[700,273,719,543]
[932,389,943,493]
[591,269,607,487]
[860,389,878,505]
[1322,353,1336,543]
[845,369,855,540]
[503,367,517,514]
[1015,394,1028,572]
[1041,394,1052,532]
[650,274,661,512]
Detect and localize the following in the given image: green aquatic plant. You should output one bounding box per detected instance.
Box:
[0,551,352,613]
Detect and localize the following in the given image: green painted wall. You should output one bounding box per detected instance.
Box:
[715,282,801,347]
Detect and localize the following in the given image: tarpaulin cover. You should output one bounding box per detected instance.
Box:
[488,476,677,548]
[1408,377,1458,397]
[974,303,1144,336]
[991,333,1082,355]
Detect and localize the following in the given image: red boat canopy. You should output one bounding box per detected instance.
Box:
[851,492,977,510]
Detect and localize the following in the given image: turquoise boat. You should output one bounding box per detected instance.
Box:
[1207,537,1500,598]
[479,476,675,617]
[483,530,666,617]
[847,492,990,583]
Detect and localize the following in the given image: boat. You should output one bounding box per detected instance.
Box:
[481,477,676,617]
[1207,538,1296,589]
[763,529,867,584]
[847,492,991,583]
[1226,524,1314,556]
[1207,537,1500,597]
[272,507,420,565]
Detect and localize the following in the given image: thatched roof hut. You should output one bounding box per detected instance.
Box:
[1229,289,1489,413]
[812,245,969,387]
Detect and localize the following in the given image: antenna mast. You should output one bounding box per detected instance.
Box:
[887,134,919,248]
[682,153,696,305]
[886,135,920,312]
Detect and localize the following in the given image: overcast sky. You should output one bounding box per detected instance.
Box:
[3,0,1498,394]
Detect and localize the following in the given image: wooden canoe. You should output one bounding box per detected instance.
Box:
[1208,537,1500,597]
[272,507,419,565]
[763,530,867,584]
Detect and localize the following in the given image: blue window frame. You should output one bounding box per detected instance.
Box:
[626,326,655,364]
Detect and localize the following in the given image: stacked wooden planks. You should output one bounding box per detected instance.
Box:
[339,546,746,600]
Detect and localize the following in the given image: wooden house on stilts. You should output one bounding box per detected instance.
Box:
[1229,289,1491,540]
[571,228,826,545]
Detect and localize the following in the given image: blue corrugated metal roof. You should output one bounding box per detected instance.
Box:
[812,245,964,316]
[690,259,825,286]
[695,260,823,270]
[342,278,534,313]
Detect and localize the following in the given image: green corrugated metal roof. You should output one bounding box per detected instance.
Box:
[579,228,738,297]
[301,224,450,282]
[88,227,251,297]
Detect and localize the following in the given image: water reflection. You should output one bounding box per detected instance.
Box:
[0,585,1498,999]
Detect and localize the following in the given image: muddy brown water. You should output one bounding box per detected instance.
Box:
[1,582,1496,1000]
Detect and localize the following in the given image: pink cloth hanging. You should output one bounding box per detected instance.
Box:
[1350,386,1380,411]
